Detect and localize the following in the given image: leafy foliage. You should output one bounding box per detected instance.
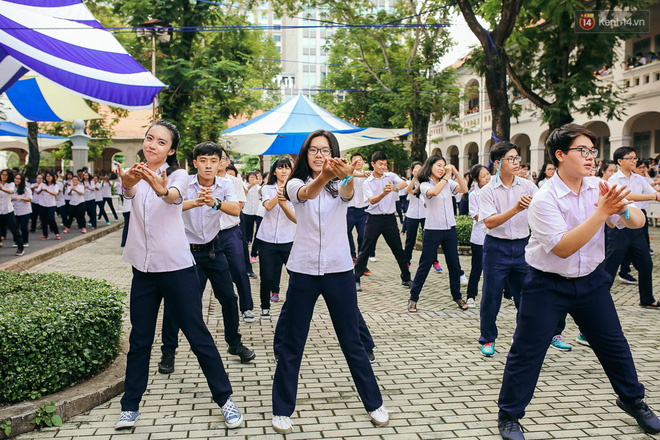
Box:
[0,272,125,404]
[0,420,10,437]
[30,401,63,429]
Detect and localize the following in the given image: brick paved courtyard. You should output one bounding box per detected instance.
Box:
[14,228,660,440]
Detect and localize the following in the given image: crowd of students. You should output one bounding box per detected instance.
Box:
[0,167,120,256]
[112,119,660,439]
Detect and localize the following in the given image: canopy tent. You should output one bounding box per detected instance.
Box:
[1,74,101,122]
[0,0,165,110]
[222,94,411,155]
[0,121,68,149]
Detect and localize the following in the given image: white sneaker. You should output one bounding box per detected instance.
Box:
[369,256,377,262]
[261,308,270,319]
[460,274,468,285]
[242,310,255,323]
[272,415,293,434]
[466,298,476,308]
[369,406,389,426]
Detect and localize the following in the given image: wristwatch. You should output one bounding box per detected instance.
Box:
[157,188,169,198]
[213,198,223,211]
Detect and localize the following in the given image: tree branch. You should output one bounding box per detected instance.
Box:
[503,49,551,110]
[455,0,489,48]
[357,42,393,91]
[406,0,422,68]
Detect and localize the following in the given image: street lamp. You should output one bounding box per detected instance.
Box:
[136,19,172,122]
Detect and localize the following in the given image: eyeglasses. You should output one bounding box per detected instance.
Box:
[308,147,332,156]
[220,156,230,162]
[567,147,599,158]
[622,156,638,162]
[503,156,522,163]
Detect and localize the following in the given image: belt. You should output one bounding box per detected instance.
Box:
[190,241,216,260]
[531,267,579,281]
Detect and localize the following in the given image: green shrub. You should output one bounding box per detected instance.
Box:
[415,215,474,246]
[0,272,125,405]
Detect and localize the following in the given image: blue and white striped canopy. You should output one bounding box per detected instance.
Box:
[0,121,67,149]
[0,0,165,110]
[222,94,410,155]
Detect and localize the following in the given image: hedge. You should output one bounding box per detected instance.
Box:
[416,215,474,246]
[0,272,125,405]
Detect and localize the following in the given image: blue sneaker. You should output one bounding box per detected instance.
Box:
[114,410,139,429]
[576,333,590,346]
[433,262,443,273]
[221,397,243,429]
[550,334,572,352]
[481,342,495,357]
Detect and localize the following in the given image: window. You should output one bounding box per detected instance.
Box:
[633,38,650,56]
[633,131,651,159]
[273,35,281,42]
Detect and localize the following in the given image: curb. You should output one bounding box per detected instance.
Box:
[0,223,128,439]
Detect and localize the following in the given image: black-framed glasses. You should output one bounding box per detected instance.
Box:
[567,147,599,158]
[220,156,230,162]
[308,147,332,156]
[503,156,522,163]
[622,156,638,162]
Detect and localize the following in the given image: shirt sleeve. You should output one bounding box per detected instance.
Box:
[448,179,459,194]
[527,196,569,254]
[220,180,238,203]
[390,173,403,186]
[469,191,480,220]
[168,169,189,202]
[478,184,498,221]
[231,177,247,202]
[261,185,276,203]
[286,178,306,204]
[363,178,375,204]
[640,178,656,196]
[420,181,433,199]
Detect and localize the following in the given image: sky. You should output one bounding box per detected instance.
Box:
[437,12,483,70]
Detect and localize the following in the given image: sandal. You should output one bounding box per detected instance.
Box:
[455,299,468,311]
[407,300,417,313]
[641,301,660,309]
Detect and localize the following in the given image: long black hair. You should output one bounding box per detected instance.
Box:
[0,169,11,184]
[266,157,293,185]
[145,119,180,176]
[15,173,26,195]
[468,164,487,189]
[597,159,616,178]
[414,155,446,197]
[410,161,423,198]
[536,162,554,185]
[285,130,340,199]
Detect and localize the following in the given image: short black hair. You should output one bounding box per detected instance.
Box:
[371,150,388,163]
[613,146,636,164]
[350,152,364,160]
[490,141,520,163]
[192,141,223,160]
[546,123,597,167]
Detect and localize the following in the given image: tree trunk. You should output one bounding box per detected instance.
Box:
[483,63,510,142]
[409,111,430,163]
[25,122,40,179]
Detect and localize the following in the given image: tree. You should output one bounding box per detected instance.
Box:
[277,0,461,163]
[25,122,40,179]
[455,0,524,142]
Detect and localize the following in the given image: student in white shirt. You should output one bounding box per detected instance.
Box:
[114,120,244,431]
[38,171,61,240]
[0,169,25,255]
[11,173,31,249]
[271,130,388,434]
[82,171,97,229]
[466,164,490,308]
[64,176,86,234]
[29,173,43,233]
[99,173,119,223]
[256,158,296,316]
[535,162,556,188]
[157,141,255,375]
[603,147,659,308]
[407,155,469,313]
[496,123,660,440]
[242,171,260,244]
[62,171,73,224]
[94,175,108,225]
[402,161,426,266]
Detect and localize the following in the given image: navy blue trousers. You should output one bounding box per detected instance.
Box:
[259,241,292,309]
[498,267,645,420]
[40,205,59,236]
[121,212,130,247]
[218,226,254,312]
[466,243,482,300]
[479,236,527,345]
[121,266,232,411]
[239,212,253,273]
[347,206,368,259]
[604,225,655,306]
[84,199,97,228]
[272,270,383,416]
[354,214,410,282]
[404,217,424,265]
[161,247,242,352]
[410,227,462,302]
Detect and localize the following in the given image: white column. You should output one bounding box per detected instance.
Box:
[69,120,90,172]
[530,145,546,174]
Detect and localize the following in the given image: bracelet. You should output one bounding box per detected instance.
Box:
[619,206,630,219]
[212,198,222,211]
[655,193,658,201]
[212,198,218,210]
[340,174,354,186]
[157,188,169,198]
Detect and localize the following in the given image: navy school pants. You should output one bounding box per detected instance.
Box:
[84,199,97,228]
[403,217,424,265]
[218,226,254,312]
[259,241,292,309]
[466,243,482,300]
[498,267,645,420]
[354,213,410,283]
[347,206,368,259]
[121,266,232,411]
[410,227,462,302]
[272,270,383,417]
[161,246,242,353]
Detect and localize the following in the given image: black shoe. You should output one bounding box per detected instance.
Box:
[158,352,175,374]
[228,343,256,363]
[618,273,638,284]
[401,280,413,289]
[366,349,375,363]
[498,418,524,440]
[616,397,660,434]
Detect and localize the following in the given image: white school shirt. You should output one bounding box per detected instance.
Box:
[219,174,247,230]
[285,177,354,275]
[405,190,427,220]
[94,182,103,202]
[243,184,260,215]
[68,183,85,206]
[122,165,194,273]
[55,181,65,207]
[39,183,58,207]
[12,187,32,216]
[83,181,95,201]
[63,179,72,201]
[0,182,15,214]
[30,182,42,205]
[183,174,238,245]
[256,184,296,244]
[256,194,265,217]
[101,181,112,198]
[469,186,486,245]
[420,178,459,230]
[347,176,369,208]
[479,176,538,240]
[362,172,403,215]
[525,175,629,278]
[609,170,655,211]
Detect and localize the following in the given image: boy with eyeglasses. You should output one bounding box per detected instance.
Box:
[603,147,659,308]
[497,124,659,440]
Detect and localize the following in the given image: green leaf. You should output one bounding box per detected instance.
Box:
[52,415,63,427]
